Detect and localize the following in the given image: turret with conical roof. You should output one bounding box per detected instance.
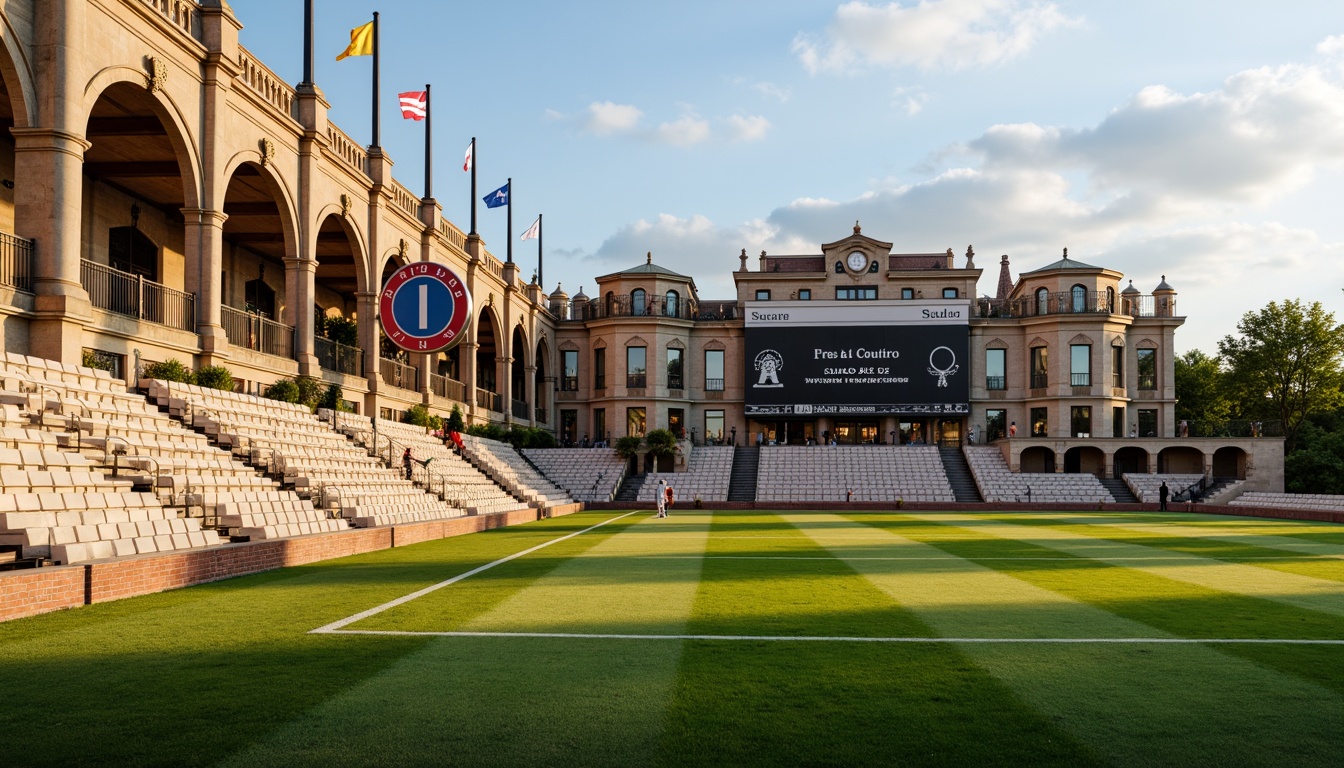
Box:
[1153,275,1177,317]
[548,283,569,319]
[995,254,1013,300]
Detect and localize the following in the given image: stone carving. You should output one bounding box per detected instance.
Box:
[965,245,975,269]
[147,56,168,93]
[340,193,351,217]
[259,138,275,167]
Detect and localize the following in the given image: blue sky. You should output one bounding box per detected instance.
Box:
[228,0,1344,353]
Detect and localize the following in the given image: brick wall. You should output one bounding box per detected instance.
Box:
[0,567,85,623]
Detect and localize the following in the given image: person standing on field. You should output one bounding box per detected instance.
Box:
[1158,481,1169,511]
[656,478,668,518]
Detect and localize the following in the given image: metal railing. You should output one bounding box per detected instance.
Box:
[476,389,502,412]
[0,232,33,292]
[380,357,419,391]
[667,375,683,390]
[430,373,465,402]
[80,259,195,332]
[512,398,529,419]
[978,291,1178,319]
[1030,373,1048,389]
[1138,374,1156,390]
[222,306,294,359]
[626,373,647,389]
[705,378,724,392]
[1071,373,1090,387]
[314,336,364,377]
[560,375,579,391]
[985,375,1006,390]
[572,294,697,320]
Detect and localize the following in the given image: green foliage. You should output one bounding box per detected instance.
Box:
[262,379,300,404]
[644,428,678,458]
[81,349,113,372]
[465,423,508,441]
[446,405,466,433]
[615,435,643,458]
[295,377,324,410]
[1174,350,1231,424]
[1218,299,1344,452]
[320,315,360,347]
[402,404,433,427]
[194,365,234,392]
[143,358,195,384]
[319,383,349,412]
[504,426,557,449]
[1285,415,1344,494]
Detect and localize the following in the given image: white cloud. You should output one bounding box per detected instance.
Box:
[726,114,772,142]
[656,114,712,146]
[584,101,643,135]
[794,0,1079,75]
[752,81,793,103]
[892,86,929,115]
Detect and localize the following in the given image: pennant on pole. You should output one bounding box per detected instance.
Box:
[483,182,509,209]
[520,216,541,241]
[336,20,374,60]
[463,140,473,172]
[398,91,427,121]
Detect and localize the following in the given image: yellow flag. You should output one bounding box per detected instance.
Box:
[336,20,374,61]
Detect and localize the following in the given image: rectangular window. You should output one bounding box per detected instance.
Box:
[1030,347,1048,389]
[836,287,878,300]
[1112,346,1123,388]
[704,410,725,443]
[593,347,606,390]
[668,408,684,439]
[705,349,725,391]
[1113,406,1125,438]
[561,350,578,391]
[985,348,1006,390]
[626,346,647,389]
[755,289,771,301]
[901,288,914,299]
[1070,344,1091,387]
[667,348,683,389]
[594,408,607,444]
[1030,407,1048,437]
[560,409,577,445]
[942,287,958,298]
[985,409,1007,441]
[798,289,811,300]
[1137,348,1157,390]
[1071,405,1092,437]
[1138,408,1157,437]
[627,407,646,437]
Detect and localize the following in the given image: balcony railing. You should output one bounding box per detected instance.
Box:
[985,375,1006,390]
[314,336,363,377]
[667,375,683,390]
[626,373,647,389]
[512,398,529,419]
[476,389,502,412]
[1071,373,1090,387]
[978,291,1178,319]
[572,294,697,321]
[380,357,418,391]
[1030,373,1048,389]
[81,259,195,332]
[221,306,294,359]
[430,373,465,402]
[705,378,725,392]
[1138,374,1157,390]
[560,375,579,391]
[0,232,33,292]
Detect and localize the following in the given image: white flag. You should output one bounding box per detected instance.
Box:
[463,140,473,172]
[520,216,540,241]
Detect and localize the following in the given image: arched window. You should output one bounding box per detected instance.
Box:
[604,291,615,317]
[631,288,646,316]
[1035,287,1049,316]
[1106,286,1115,313]
[1071,284,1087,313]
[665,290,679,317]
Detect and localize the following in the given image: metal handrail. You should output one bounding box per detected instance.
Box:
[80,259,196,332]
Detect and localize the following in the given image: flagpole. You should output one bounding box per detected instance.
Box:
[469,138,477,236]
[300,0,314,87]
[506,176,513,264]
[424,83,432,200]
[538,213,543,286]
[371,11,380,150]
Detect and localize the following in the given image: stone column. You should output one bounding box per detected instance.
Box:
[356,290,380,415]
[461,341,478,419]
[182,208,229,362]
[286,255,319,376]
[525,364,538,426]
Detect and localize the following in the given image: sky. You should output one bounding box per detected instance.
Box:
[226,0,1344,353]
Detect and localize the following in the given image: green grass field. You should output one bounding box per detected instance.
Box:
[2,509,1343,767]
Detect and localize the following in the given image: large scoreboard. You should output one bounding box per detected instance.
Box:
[743,300,969,417]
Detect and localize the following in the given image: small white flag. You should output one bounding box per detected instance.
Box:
[463,140,473,172]
[521,216,540,241]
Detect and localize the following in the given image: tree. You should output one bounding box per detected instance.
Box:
[1218,299,1344,452]
[1174,350,1231,424]
[194,365,234,391]
[446,405,465,433]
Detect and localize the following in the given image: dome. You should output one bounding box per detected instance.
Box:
[1154,275,1175,292]
[548,282,568,300]
[572,285,589,301]
[1120,279,1140,296]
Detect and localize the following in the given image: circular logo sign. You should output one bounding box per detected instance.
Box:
[378,261,472,354]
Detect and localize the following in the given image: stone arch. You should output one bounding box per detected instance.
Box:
[312,207,369,294]
[0,14,36,129]
[1020,446,1056,473]
[1114,446,1148,478]
[1212,446,1247,480]
[1064,446,1104,475]
[1158,446,1203,474]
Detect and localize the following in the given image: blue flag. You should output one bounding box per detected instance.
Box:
[483,182,509,209]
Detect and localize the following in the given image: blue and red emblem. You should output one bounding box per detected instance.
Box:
[378,261,472,353]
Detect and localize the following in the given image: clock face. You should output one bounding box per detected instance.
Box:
[847,251,868,271]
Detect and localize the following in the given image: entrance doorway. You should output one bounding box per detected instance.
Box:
[834,420,879,444]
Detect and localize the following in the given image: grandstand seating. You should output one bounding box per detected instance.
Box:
[329,414,529,518]
[458,435,574,508]
[633,446,733,502]
[964,446,1112,504]
[755,446,955,503]
[149,381,458,529]
[1123,474,1205,503]
[520,448,626,502]
[1230,492,1344,512]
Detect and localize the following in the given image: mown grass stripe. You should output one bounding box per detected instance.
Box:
[917,513,1344,618]
[320,629,1344,644]
[657,511,1100,767]
[806,512,1344,767]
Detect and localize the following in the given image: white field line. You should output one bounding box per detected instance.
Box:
[315,629,1344,645]
[309,511,643,634]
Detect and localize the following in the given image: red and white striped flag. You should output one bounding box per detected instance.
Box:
[398,91,427,121]
[463,140,473,171]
